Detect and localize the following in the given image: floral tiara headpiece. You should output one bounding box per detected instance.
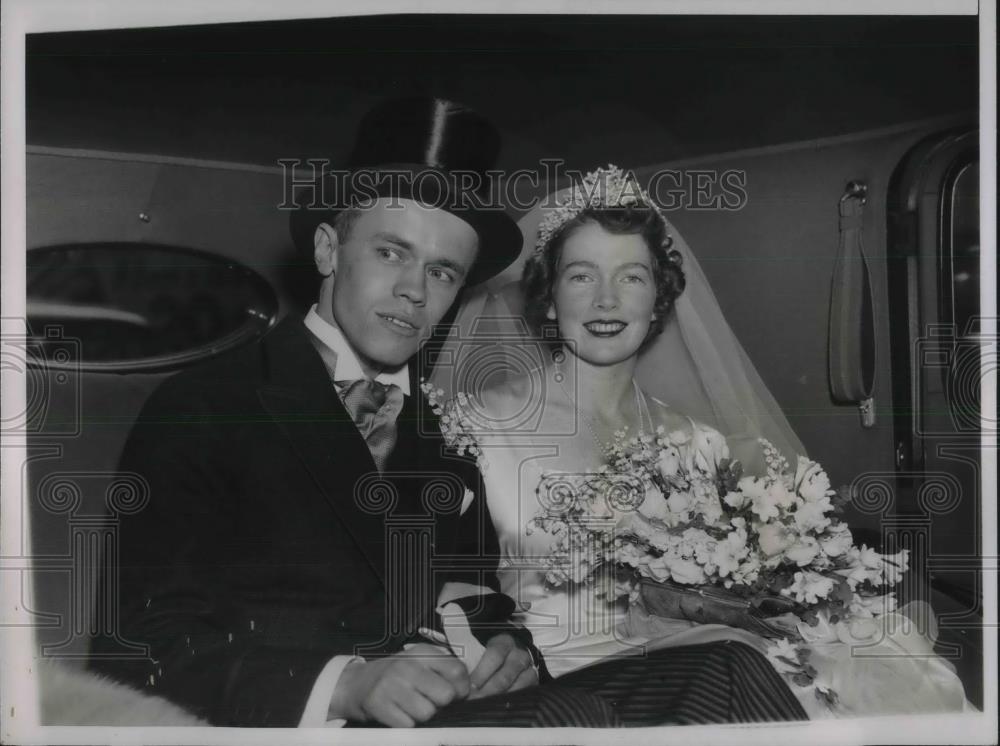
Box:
[534,164,671,254]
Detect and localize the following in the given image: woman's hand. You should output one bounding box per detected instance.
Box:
[468,633,538,699]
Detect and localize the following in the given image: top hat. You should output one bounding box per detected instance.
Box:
[289,97,523,287]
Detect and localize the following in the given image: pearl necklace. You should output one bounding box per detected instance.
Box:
[552,368,650,455]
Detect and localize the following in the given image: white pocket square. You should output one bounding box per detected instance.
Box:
[459,487,475,515]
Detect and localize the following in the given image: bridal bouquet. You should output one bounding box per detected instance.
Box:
[424,387,968,714]
[528,425,909,644]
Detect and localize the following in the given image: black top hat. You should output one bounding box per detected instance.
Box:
[289,97,522,287]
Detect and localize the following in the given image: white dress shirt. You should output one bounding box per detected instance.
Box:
[303,305,410,394]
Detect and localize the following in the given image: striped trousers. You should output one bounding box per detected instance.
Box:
[418,640,808,727]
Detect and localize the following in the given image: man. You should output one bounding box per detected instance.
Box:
[89,97,558,728]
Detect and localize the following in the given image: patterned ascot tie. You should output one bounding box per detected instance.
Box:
[337,378,405,471]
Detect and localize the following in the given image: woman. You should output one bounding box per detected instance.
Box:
[444,168,778,675]
[432,165,971,719]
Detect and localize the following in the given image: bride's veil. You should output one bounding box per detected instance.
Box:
[427,188,807,467]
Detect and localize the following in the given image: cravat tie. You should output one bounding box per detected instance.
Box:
[337,378,404,471]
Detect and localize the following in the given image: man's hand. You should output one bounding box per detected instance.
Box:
[468,633,538,700]
[330,644,470,727]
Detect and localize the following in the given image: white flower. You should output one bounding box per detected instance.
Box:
[784,535,821,566]
[794,456,833,503]
[732,553,762,585]
[773,481,799,510]
[781,570,836,604]
[637,483,671,523]
[793,499,833,533]
[680,526,714,550]
[833,558,871,590]
[856,544,883,569]
[702,499,725,527]
[740,477,779,521]
[877,550,909,586]
[711,530,750,578]
[656,444,682,480]
[666,490,693,516]
[757,522,792,557]
[691,426,730,473]
[611,510,642,538]
[808,551,834,572]
[689,537,717,569]
[617,541,648,567]
[723,489,748,509]
[818,523,854,557]
[741,476,797,521]
[643,522,680,553]
[665,428,691,448]
[666,556,708,585]
[691,480,726,526]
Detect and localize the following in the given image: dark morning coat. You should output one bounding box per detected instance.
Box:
[89,316,511,726]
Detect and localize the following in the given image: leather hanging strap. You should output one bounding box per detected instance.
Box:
[828,181,877,426]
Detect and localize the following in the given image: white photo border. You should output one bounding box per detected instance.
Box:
[2,1,995,744]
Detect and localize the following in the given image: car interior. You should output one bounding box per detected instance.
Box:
[17,13,985,718]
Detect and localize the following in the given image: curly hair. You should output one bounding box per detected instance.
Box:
[521,205,685,347]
